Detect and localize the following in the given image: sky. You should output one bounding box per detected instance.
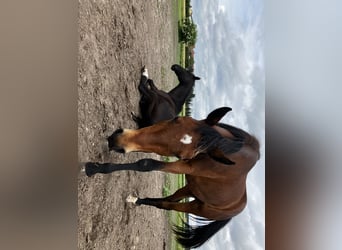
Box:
[190,0,264,249]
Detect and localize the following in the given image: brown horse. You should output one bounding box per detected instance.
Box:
[132,64,200,128]
[85,107,260,248]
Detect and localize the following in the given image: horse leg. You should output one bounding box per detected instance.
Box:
[85,159,164,177]
[134,198,227,220]
[137,67,154,105]
[164,185,192,202]
[147,79,159,91]
[85,157,199,177]
[138,67,152,97]
[135,198,199,212]
[132,67,154,127]
[134,199,213,218]
[126,185,191,207]
[85,158,221,178]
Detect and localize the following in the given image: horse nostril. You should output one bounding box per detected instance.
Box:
[107,135,114,150]
[107,128,123,141]
[114,128,123,135]
[107,128,125,153]
[171,64,178,71]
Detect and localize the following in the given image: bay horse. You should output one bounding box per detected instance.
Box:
[131,64,200,128]
[85,107,260,248]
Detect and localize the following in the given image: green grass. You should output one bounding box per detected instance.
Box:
[176,43,186,67]
[164,101,187,250]
[165,1,189,249]
[179,43,186,67]
[163,166,188,250]
[160,66,167,82]
[178,0,186,21]
[176,0,186,67]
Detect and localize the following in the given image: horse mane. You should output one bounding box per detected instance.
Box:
[196,124,244,156]
[217,123,261,157]
[196,123,260,158]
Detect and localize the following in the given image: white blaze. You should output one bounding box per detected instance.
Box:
[180,134,192,144]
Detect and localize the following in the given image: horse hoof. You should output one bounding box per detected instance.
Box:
[126,194,138,204]
[85,162,98,177]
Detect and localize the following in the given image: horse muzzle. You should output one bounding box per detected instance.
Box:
[107,128,126,153]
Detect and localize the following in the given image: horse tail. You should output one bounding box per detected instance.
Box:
[173,218,232,248]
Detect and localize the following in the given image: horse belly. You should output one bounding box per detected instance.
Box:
[152,101,175,122]
[186,176,241,207]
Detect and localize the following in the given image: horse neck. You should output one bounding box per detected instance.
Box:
[153,89,176,107]
[167,81,194,112]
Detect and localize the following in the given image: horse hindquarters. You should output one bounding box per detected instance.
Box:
[135,197,232,248]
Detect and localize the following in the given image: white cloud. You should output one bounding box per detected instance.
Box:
[191,0,264,249]
[218,4,226,13]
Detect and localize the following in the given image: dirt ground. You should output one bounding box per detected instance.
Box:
[78,0,179,249]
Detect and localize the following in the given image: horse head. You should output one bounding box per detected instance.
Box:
[107,107,236,160]
[171,64,200,83]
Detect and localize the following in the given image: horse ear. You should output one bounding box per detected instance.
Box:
[205,107,232,126]
[194,76,200,80]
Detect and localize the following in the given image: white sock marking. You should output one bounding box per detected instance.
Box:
[180,134,192,144]
[126,194,138,204]
[142,68,148,78]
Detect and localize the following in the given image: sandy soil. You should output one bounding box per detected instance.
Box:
[78,0,179,249]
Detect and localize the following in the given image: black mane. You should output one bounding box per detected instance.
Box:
[196,123,246,156]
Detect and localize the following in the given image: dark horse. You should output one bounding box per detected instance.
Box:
[132,64,200,128]
[85,107,260,248]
